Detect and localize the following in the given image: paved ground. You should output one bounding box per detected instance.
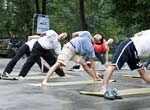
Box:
[0,58,150,110]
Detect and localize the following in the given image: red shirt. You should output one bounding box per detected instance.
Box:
[94,41,108,53]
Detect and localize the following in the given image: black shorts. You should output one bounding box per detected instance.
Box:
[112,39,143,70]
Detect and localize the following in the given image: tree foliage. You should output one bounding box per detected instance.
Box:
[112,0,150,36]
[0,0,149,43]
[0,0,34,40]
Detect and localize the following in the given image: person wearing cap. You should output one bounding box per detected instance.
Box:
[100,29,150,99]
[42,31,102,86]
[18,30,67,78]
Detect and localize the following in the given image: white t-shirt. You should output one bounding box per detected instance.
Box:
[131,30,150,55]
[25,39,38,52]
[38,30,61,55]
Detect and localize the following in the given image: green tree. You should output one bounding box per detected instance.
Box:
[0,0,35,40]
[84,0,125,42]
[79,0,88,30]
[1,0,143,43]
[112,0,150,36]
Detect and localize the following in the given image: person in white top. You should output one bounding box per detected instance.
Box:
[18,30,67,78]
[1,35,50,78]
[135,30,150,68]
[100,29,150,100]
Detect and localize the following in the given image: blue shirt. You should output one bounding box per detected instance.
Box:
[70,31,95,58]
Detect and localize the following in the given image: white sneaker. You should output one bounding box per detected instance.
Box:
[18,76,24,79]
[2,72,9,77]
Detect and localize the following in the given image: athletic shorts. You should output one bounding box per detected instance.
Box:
[112,39,143,70]
[57,42,82,66]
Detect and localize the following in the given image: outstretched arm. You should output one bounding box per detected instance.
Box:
[89,58,101,80]
[134,31,143,37]
[104,47,109,64]
[28,35,40,41]
[79,58,101,81]
[72,31,90,38]
[72,32,79,38]
[40,57,45,73]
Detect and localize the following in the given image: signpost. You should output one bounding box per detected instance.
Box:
[32,14,50,34]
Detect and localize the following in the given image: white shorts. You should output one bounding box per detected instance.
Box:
[57,42,82,66]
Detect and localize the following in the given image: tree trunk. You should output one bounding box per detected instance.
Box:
[79,0,88,30]
[42,0,46,15]
[35,0,40,14]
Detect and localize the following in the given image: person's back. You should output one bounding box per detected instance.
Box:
[38,30,59,50]
[131,30,150,55]
[70,31,93,55]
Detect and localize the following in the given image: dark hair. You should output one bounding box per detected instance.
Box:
[100,34,104,44]
[95,34,104,45]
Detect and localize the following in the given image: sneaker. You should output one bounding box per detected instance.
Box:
[2,72,9,78]
[18,76,24,79]
[97,72,104,79]
[112,88,123,99]
[104,89,115,100]
[72,65,80,69]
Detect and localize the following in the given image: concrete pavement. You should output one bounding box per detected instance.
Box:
[0,58,150,110]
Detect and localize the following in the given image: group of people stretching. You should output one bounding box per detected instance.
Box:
[1,29,150,100]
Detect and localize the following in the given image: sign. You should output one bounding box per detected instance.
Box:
[36,15,50,34]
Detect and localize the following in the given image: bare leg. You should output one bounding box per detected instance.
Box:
[138,67,150,83]
[79,59,100,81]
[42,62,61,85]
[144,56,150,68]
[101,65,117,93]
